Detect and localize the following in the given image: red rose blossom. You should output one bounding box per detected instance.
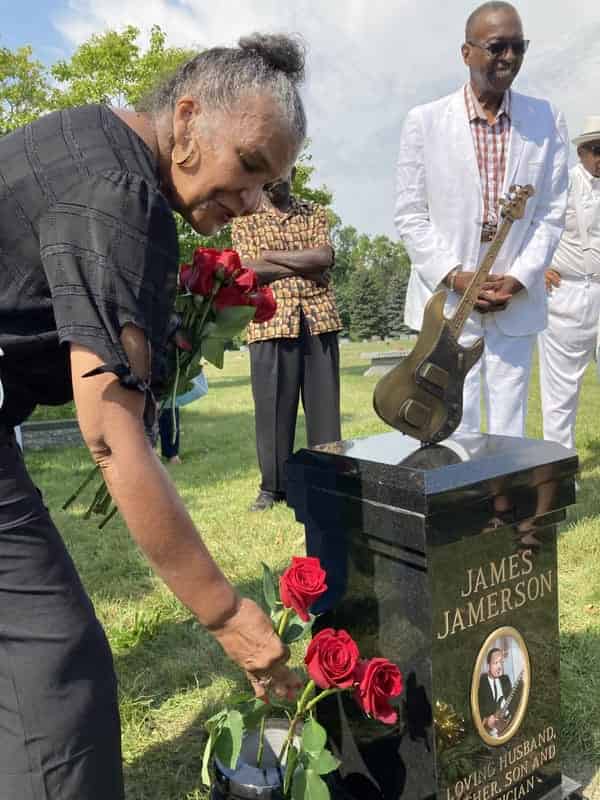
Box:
[233,266,258,293]
[214,249,243,278]
[353,658,403,724]
[304,628,360,689]
[183,248,221,295]
[214,284,250,310]
[279,556,327,622]
[249,286,277,323]
[182,248,243,296]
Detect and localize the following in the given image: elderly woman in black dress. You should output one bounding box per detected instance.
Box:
[0,34,305,799]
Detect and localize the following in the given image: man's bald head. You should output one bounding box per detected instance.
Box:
[462,2,525,97]
[465,2,521,41]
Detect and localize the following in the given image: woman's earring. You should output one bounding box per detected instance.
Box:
[172,143,195,167]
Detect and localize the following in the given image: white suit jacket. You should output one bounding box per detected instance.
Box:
[395,87,569,336]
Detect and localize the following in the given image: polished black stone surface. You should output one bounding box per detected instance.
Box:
[286,432,578,800]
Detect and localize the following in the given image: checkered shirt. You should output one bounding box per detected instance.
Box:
[231,197,342,343]
[465,83,512,229]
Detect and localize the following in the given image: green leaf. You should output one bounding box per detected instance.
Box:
[308,749,340,776]
[284,743,300,795]
[301,718,327,757]
[261,562,279,611]
[212,305,256,336]
[214,709,244,770]
[292,767,331,800]
[201,727,217,787]
[281,615,315,645]
[205,709,228,729]
[201,337,225,369]
[228,691,255,706]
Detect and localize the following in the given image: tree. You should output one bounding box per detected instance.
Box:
[385,271,411,340]
[293,143,332,207]
[49,25,193,110]
[349,269,386,341]
[0,45,49,134]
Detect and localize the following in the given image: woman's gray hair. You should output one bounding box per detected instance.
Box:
[141,33,307,144]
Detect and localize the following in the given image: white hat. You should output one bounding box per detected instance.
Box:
[572,116,600,147]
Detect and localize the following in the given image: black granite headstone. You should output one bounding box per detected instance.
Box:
[286,432,581,800]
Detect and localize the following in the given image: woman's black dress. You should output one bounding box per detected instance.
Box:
[0,105,178,799]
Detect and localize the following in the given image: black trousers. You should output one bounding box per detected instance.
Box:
[0,427,124,799]
[249,327,341,496]
[158,406,180,458]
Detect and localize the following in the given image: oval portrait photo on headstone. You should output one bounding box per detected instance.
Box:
[470,626,531,747]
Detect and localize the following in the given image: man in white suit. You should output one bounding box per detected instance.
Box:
[538,118,600,450]
[395,1,568,437]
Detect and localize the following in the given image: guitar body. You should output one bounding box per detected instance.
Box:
[373,289,483,443]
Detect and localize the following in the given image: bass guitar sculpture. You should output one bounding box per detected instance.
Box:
[373,184,535,443]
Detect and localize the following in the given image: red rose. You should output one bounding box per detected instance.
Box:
[353,658,403,724]
[214,284,250,311]
[304,628,360,689]
[215,249,242,278]
[279,556,327,622]
[184,248,221,295]
[249,286,277,323]
[233,266,258,293]
[179,262,194,291]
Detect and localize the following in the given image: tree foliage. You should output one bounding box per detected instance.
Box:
[331,224,411,339]
[0,45,49,134]
[49,25,194,110]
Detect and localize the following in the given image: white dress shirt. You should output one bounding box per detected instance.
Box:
[553,163,600,277]
[487,675,506,705]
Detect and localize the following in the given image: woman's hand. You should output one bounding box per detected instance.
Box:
[211,597,302,702]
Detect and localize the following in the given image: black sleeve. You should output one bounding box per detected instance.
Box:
[39,170,178,388]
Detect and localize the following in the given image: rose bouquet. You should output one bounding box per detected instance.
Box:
[63,247,276,526]
[203,556,403,800]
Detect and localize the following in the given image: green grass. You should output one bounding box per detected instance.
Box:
[24,340,600,798]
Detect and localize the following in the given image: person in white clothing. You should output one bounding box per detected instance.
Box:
[538,118,600,450]
[395,1,568,437]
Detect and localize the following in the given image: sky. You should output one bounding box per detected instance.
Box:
[2,0,600,237]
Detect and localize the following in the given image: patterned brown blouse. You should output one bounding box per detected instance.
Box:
[231,197,342,344]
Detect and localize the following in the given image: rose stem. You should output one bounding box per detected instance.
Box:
[256,713,266,769]
[277,608,293,638]
[304,687,345,713]
[278,679,316,763]
[62,464,100,510]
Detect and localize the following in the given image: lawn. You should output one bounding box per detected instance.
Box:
[24,340,600,799]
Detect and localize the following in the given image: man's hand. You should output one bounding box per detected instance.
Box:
[545,268,561,292]
[476,275,524,313]
[211,597,303,702]
[484,714,498,731]
[312,269,331,288]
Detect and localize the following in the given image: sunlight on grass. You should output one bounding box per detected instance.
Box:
[24,340,600,799]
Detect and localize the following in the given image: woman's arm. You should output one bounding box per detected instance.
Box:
[70,330,298,699]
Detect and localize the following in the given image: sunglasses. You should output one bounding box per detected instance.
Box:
[583,144,600,157]
[467,38,530,57]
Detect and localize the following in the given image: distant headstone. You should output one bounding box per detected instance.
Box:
[22,419,83,450]
[364,350,408,376]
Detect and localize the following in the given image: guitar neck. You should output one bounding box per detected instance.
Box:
[504,671,524,707]
[448,218,514,339]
